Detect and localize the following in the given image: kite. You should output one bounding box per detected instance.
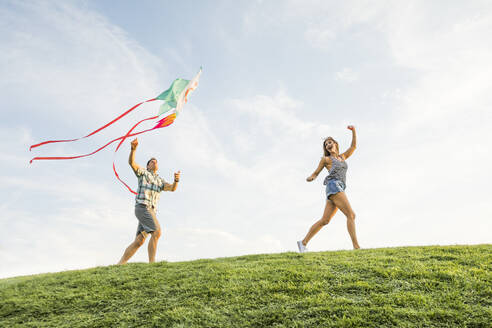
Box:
[29,68,202,194]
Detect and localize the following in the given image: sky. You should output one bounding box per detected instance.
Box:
[1,0,491,278]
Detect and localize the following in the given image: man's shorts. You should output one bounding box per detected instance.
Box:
[135,204,160,237]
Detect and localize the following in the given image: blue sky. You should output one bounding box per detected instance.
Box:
[1,0,491,278]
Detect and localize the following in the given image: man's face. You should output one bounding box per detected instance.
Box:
[147,159,158,172]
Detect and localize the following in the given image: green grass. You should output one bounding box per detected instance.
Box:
[1,245,491,327]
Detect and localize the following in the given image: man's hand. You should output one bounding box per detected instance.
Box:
[128,138,140,172]
[347,125,355,131]
[174,171,181,182]
[306,175,315,182]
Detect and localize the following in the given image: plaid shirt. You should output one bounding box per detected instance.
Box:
[134,167,167,209]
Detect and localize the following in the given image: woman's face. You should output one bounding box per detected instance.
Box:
[324,139,337,152]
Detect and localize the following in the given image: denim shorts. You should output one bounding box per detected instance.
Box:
[325,179,346,199]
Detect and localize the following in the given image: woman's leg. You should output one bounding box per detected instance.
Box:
[330,192,360,249]
[302,199,338,246]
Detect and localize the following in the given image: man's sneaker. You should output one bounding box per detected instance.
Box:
[297,240,307,253]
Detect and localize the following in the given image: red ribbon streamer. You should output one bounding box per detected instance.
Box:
[112,115,159,194]
[29,98,157,151]
[29,125,156,163]
[29,112,177,193]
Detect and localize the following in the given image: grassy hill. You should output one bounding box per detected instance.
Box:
[1,245,491,327]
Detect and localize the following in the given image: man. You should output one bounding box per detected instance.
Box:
[118,138,180,264]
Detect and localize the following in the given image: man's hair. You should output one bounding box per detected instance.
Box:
[147,157,157,167]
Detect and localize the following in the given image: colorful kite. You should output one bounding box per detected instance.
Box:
[30,68,202,194]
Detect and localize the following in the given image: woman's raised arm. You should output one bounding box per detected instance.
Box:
[341,125,357,160]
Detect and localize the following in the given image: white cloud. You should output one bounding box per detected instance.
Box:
[335,68,359,83]
[228,91,331,139]
[0,1,164,129]
[304,27,336,50]
[283,0,389,49]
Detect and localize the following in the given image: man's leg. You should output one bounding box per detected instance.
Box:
[118,232,147,265]
[148,229,161,263]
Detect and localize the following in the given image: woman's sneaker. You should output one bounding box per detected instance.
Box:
[297,241,307,253]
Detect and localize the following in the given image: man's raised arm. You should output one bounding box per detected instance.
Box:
[129,138,141,174]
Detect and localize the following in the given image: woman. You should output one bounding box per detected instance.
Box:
[297,125,360,252]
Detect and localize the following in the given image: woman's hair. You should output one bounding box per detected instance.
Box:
[323,137,339,157]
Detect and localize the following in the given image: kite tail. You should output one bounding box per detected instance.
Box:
[113,162,136,195]
[29,111,178,195]
[112,112,177,193]
[154,113,177,128]
[29,125,158,164]
[29,98,157,151]
[112,115,159,194]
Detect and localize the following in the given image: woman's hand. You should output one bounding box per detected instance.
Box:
[306,175,315,182]
[342,125,357,159]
